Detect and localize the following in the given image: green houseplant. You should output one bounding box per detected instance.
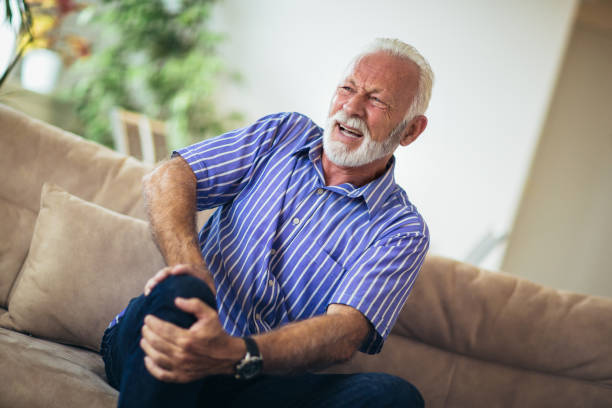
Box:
[1,0,88,89]
[0,0,33,88]
[64,0,240,149]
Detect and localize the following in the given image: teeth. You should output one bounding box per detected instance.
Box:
[338,124,361,137]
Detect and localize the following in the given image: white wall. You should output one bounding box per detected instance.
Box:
[211,0,577,267]
[502,22,612,297]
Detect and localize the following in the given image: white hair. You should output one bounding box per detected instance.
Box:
[349,38,434,121]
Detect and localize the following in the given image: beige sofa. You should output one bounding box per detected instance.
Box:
[1,103,611,407]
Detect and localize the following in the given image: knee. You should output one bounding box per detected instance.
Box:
[145,275,216,328]
[363,373,424,407]
[151,274,216,309]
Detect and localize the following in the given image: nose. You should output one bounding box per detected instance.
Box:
[342,93,366,118]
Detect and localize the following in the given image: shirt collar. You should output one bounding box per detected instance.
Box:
[292,136,320,158]
[293,135,398,217]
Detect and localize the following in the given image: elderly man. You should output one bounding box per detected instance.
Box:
[100,38,433,407]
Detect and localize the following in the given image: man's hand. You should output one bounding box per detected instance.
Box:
[144,264,215,296]
[140,297,244,383]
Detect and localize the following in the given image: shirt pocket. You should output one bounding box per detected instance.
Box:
[284,242,348,321]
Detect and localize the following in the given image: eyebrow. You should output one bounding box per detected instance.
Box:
[344,78,385,95]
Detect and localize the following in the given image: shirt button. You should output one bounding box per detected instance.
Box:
[268,279,274,287]
[270,248,276,255]
[292,217,300,225]
[316,188,324,195]
[255,313,261,320]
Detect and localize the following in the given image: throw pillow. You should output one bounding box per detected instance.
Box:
[0,197,37,307]
[5,183,166,351]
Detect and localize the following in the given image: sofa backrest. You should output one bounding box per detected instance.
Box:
[397,256,612,382]
[0,104,152,308]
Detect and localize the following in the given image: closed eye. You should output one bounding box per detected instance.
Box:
[370,96,388,108]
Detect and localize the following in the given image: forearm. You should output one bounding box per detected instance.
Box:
[141,301,371,382]
[143,157,215,292]
[254,306,371,375]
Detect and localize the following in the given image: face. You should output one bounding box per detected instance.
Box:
[323,51,420,167]
[322,109,408,167]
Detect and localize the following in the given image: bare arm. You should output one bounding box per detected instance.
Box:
[142,157,215,294]
[255,304,371,374]
[140,299,371,382]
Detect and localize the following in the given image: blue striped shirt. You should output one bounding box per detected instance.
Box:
[175,112,429,354]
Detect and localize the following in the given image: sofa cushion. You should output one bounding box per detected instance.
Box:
[3,183,166,351]
[328,333,612,408]
[0,197,37,307]
[0,327,117,408]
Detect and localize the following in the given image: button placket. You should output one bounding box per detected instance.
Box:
[276,183,327,255]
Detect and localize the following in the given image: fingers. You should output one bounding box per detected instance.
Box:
[144,265,192,296]
[140,331,175,370]
[141,314,209,383]
[144,267,171,296]
[143,314,185,343]
[143,355,203,383]
[141,321,181,357]
[144,355,168,381]
[174,297,212,320]
[140,307,230,383]
[169,264,194,275]
[145,355,187,383]
[141,316,190,381]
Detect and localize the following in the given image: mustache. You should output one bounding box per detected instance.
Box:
[329,110,371,138]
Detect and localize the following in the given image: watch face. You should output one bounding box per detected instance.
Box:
[242,358,261,380]
[239,357,263,380]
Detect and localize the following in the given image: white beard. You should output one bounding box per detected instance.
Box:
[322,110,405,167]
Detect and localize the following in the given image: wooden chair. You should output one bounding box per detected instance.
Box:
[110,108,168,164]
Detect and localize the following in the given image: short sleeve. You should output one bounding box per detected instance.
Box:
[330,225,429,354]
[173,113,290,210]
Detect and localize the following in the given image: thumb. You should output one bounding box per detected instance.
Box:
[174,297,210,319]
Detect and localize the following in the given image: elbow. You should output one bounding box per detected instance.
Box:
[142,171,153,195]
[142,168,158,206]
[142,160,170,207]
[336,343,359,364]
[141,157,197,209]
[142,159,177,196]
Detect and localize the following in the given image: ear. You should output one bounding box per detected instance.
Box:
[399,115,428,146]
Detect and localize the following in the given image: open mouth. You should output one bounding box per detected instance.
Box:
[337,123,363,138]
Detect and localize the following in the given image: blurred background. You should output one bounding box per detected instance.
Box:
[1,0,611,297]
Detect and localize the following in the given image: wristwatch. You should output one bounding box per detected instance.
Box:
[234,337,263,380]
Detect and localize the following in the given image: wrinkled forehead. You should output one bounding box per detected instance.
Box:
[344,51,420,98]
[346,50,417,74]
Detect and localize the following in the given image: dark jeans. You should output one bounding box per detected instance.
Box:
[100,275,424,407]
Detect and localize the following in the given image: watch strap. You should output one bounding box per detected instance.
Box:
[234,337,263,380]
[243,336,260,358]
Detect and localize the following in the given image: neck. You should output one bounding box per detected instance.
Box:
[321,151,392,187]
